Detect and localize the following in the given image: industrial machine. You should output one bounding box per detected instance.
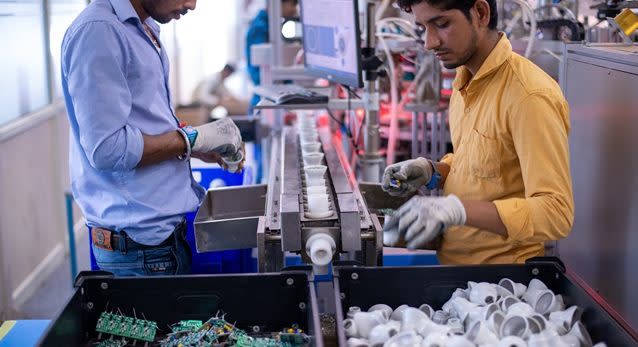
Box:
[591,0,638,20]
[560,41,638,336]
[193,122,385,274]
[35,1,638,346]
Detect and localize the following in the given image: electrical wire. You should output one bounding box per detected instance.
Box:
[375,0,392,23]
[530,48,563,62]
[377,33,399,165]
[346,86,365,152]
[534,4,576,21]
[344,85,361,99]
[505,12,523,36]
[506,0,537,58]
[326,108,345,128]
[377,18,420,38]
[375,16,424,165]
[327,108,358,151]
[326,86,363,152]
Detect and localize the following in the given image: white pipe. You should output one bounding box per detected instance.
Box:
[377,17,419,38]
[508,0,536,58]
[377,34,400,166]
[375,0,391,23]
[536,4,576,20]
[305,233,336,266]
[376,33,416,42]
[505,12,522,36]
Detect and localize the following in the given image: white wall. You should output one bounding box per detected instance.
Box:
[0,102,74,318]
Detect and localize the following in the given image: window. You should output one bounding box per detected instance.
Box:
[49,0,87,98]
[0,0,49,125]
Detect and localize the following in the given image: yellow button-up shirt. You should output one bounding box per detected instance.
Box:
[438,34,574,264]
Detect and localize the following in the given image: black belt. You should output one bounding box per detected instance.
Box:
[92,222,184,252]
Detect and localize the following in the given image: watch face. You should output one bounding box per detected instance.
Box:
[184,127,198,147]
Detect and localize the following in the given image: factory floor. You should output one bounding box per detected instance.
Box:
[16,228,91,319]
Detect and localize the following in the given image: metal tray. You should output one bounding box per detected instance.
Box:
[193,184,267,252]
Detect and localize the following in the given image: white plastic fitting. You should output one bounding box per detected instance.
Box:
[305,233,336,266]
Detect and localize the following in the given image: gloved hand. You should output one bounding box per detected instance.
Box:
[383,194,466,249]
[381,157,433,197]
[191,118,243,158]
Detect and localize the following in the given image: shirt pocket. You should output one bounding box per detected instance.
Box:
[467,128,501,179]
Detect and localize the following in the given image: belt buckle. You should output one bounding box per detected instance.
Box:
[92,228,114,251]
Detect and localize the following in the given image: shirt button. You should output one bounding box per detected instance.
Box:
[465,107,471,113]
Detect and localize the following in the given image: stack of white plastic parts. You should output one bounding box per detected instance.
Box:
[297,112,333,219]
[343,278,607,347]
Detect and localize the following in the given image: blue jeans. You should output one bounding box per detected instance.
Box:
[91,224,192,276]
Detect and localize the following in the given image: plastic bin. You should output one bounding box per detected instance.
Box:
[333,258,638,346]
[88,165,253,273]
[38,271,323,346]
[190,165,252,190]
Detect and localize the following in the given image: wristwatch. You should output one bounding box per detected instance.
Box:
[177,126,198,161]
[425,159,442,190]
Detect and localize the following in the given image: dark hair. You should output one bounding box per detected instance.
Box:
[222,64,236,74]
[282,0,298,4]
[396,0,497,30]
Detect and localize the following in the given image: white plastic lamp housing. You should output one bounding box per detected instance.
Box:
[305,233,336,266]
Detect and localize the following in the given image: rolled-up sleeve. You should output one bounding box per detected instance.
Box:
[493,91,574,243]
[63,21,143,171]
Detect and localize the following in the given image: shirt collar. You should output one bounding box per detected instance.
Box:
[108,0,161,33]
[109,0,140,23]
[453,32,512,91]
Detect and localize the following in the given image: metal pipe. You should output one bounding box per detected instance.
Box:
[267,0,282,67]
[366,1,376,49]
[364,79,380,161]
[265,233,282,241]
[42,0,54,103]
[65,191,78,281]
[360,232,376,241]
[361,1,382,182]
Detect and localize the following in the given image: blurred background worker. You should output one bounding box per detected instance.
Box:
[245,0,299,111]
[192,63,249,116]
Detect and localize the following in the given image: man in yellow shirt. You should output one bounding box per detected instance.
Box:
[382,0,574,264]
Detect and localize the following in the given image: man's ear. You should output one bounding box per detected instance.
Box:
[473,0,492,29]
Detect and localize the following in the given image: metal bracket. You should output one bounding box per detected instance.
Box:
[526,256,566,273]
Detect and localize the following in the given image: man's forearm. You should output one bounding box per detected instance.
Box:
[461,200,508,237]
[138,131,186,167]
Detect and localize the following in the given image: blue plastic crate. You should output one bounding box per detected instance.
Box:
[89,166,255,273]
[185,211,256,274]
[190,166,252,190]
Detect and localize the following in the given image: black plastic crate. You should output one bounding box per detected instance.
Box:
[333,259,638,346]
[38,271,323,346]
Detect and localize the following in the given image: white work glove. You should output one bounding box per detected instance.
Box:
[381,157,433,197]
[383,195,466,249]
[191,117,243,158]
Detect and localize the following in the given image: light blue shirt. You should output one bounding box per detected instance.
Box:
[61,0,204,245]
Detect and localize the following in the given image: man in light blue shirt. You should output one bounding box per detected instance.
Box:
[61,0,244,276]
